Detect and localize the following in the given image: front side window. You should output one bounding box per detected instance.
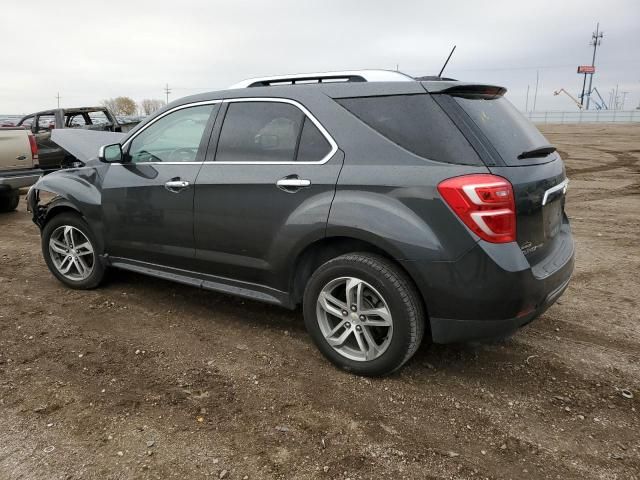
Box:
[127,105,214,163]
[19,116,34,128]
[216,102,305,163]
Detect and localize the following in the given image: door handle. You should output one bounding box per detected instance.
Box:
[164,180,190,193]
[276,177,311,192]
[16,155,27,161]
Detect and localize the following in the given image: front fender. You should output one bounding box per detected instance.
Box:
[29,167,104,247]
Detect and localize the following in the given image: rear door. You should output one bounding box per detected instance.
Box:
[101,102,219,270]
[193,98,342,290]
[438,91,569,270]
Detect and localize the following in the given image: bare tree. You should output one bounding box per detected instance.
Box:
[101,96,138,116]
[138,99,166,116]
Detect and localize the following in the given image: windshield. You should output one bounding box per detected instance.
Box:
[453,96,552,165]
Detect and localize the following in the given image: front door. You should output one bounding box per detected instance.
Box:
[101,103,219,270]
[193,99,342,291]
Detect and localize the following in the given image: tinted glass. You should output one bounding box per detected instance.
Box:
[453,96,549,165]
[337,94,481,165]
[216,102,304,163]
[296,118,331,162]
[128,105,213,163]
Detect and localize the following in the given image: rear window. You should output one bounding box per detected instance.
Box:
[453,96,549,164]
[88,111,112,126]
[336,94,481,165]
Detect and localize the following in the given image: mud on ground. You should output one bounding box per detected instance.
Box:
[0,124,638,479]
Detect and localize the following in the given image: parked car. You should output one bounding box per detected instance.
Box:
[0,127,41,211]
[16,107,124,172]
[28,70,574,376]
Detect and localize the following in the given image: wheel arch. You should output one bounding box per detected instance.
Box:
[289,235,426,312]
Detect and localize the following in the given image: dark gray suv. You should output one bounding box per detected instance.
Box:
[28,70,574,376]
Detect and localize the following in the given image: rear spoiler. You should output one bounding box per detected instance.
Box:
[434,84,507,99]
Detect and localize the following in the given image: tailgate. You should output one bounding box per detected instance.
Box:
[435,88,571,270]
[0,128,32,170]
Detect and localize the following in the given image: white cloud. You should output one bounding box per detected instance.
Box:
[1,0,638,114]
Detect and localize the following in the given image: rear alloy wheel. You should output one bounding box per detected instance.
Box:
[42,213,105,289]
[304,253,425,376]
[0,191,19,213]
[316,277,393,362]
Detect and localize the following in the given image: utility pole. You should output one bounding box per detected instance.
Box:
[585,23,604,110]
[525,85,530,112]
[533,71,539,112]
[164,83,171,104]
[55,92,61,108]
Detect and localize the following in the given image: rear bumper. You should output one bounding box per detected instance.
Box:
[401,222,574,343]
[429,275,571,343]
[0,171,43,191]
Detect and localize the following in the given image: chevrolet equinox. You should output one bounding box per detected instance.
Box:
[28,70,574,376]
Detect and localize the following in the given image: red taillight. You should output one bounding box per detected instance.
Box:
[437,174,516,243]
[28,133,39,161]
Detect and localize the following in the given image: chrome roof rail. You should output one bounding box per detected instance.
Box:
[229,69,415,89]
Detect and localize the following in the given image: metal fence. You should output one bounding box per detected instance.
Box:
[525,110,640,124]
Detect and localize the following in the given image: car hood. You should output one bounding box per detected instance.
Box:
[51,129,126,162]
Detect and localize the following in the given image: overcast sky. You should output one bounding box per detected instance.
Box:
[2,0,639,114]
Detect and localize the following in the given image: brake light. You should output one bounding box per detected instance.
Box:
[438,174,516,243]
[28,133,39,162]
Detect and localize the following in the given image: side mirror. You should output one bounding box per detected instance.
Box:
[98,143,123,163]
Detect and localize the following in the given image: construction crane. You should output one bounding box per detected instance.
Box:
[554,88,583,109]
[590,87,609,110]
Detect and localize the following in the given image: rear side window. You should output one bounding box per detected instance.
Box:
[216,102,304,163]
[336,94,481,165]
[297,117,331,162]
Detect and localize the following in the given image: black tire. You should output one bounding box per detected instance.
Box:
[303,253,426,376]
[41,212,106,289]
[0,190,19,213]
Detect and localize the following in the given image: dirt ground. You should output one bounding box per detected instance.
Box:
[1,124,638,480]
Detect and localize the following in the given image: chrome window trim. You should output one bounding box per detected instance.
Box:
[215,97,338,165]
[121,100,222,151]
[111,97,338,167]
[542,179,569,206]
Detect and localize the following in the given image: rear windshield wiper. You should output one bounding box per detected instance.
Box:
[517,144,557,160]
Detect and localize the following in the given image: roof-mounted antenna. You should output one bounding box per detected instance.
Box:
[438,45,456,78]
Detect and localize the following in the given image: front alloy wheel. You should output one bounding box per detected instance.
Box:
[42,212,106,289]
[49,225,95,281]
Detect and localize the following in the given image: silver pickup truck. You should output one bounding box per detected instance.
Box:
[0,128,42,212]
